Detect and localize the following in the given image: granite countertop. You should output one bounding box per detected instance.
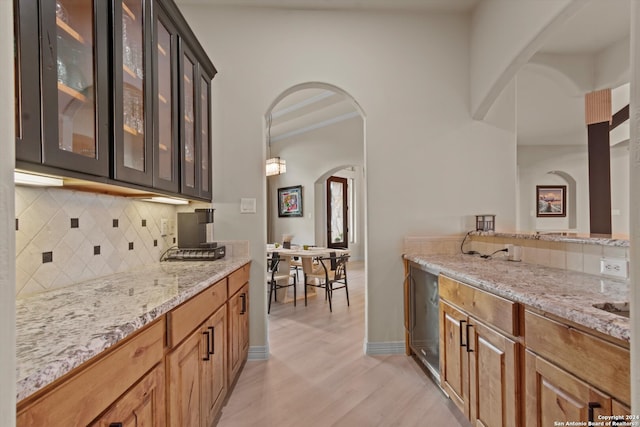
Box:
[16,256,251,402]
[471,230,630,247]
[404,253,629,343]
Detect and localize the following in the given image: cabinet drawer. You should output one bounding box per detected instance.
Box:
[228,263,250,297]
[525,310,630,405]
[168,278,228,347]
[439,275,518,336]
[17,319,165,427]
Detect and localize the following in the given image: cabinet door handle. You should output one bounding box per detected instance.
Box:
[465,323,474,353]
[240,293,247,314]
[459,320,467,347]
[208,326,215,355]
[588,402,602,422]
[202,330,211,361]
[109,423,123,427]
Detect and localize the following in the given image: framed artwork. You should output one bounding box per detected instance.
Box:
[536,185,566,217]
[278,185,303,217]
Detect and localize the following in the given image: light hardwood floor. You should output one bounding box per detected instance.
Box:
[217,261,471,426]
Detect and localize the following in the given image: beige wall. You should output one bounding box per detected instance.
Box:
[179,5,518,350]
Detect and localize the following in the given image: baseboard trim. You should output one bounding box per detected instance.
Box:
[248,345,269,361]
[364,341,405,355]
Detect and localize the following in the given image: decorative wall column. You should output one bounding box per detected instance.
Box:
[585,89,612,234]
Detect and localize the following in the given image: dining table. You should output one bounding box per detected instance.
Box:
[266,244,350,304]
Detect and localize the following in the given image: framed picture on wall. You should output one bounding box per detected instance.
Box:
[536,185,566,217]
[278,185,303,217]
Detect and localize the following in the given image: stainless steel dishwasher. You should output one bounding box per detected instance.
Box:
[407,261,440,383]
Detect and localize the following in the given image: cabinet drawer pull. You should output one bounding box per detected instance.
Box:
[208,326,215,355]
[459,320,467,347]
[588,402,602,422]
[240,293,247,314]
[465,323,474,353]
[203,330,211,361]
[109,423,123,427]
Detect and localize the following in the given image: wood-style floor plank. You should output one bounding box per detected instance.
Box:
[217,261,470,426]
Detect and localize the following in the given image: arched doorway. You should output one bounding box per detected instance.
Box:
[263,81,367,343]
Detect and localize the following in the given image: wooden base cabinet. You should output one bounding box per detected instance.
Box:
[525,350,611,425]
[167,305,227,427]
[439,276,520,427]
[18,262,251,427]
[524,309,630,426]
[439,300,519,427]
[17,320,165,427]
[228,264,250,385]
[468,319,519,427]
[91,363,166,427]
[228,283,249,384]
[439,300,468,416]
[435,275,631,427]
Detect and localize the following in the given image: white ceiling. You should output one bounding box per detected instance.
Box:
[178,0,631,145]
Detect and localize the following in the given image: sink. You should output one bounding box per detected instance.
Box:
[592,302,630,318]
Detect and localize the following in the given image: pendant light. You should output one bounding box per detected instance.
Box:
[265,113,286,176]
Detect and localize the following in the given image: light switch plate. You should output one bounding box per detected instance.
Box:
[600,257,628,279]
[240,198,256,214]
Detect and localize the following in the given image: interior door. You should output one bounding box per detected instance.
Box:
[327,176,348,248]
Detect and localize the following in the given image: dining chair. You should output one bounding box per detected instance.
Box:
[268,252,297,314]
[303,252,349,312]
[290,256,302,282]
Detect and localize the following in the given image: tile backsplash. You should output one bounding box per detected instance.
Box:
[15,187,179,298]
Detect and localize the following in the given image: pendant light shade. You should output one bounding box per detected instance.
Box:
[265,113,286,176]
[266,157,286,176]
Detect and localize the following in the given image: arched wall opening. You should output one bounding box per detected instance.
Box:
[263,81,368,350]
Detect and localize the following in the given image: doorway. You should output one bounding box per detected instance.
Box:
[327,176,348,248]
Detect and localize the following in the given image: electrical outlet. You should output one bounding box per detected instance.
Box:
[600,257,628,279]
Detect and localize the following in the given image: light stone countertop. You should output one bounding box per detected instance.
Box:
[471,231,630,247]
[16,256,251,402]
[404,253,629,343]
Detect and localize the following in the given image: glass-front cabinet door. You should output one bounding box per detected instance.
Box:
[180,42,198,197]
[39,0,109,176]
[14,0,42,163]
[113,0,152,186]
[199,74,212,200]
[153,4,179,193]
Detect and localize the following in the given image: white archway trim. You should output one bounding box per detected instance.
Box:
[265,82,367,121]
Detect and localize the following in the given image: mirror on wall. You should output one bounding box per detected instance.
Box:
[514,0,630,236]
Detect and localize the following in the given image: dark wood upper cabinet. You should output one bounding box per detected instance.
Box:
[39,0,110,177]
[112,0,153,186]
[14,0,216,201]
[14,0,42,163]
[178,37,214,200]
[152,4,180,193]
